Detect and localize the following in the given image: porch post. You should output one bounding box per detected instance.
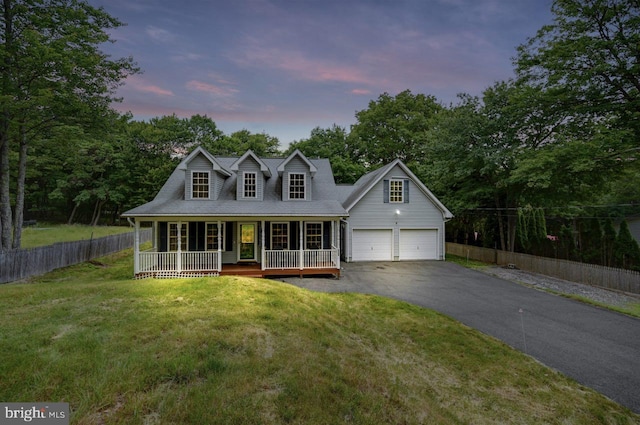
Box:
[261,220,266,271]
[334,219,340,269]
[133,219,140,275]
[299,220,304,270]
[217,220,222,272]
[177,220,182,273]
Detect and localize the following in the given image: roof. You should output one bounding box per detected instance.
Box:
[122,147,453,220]
[342,159,454,219]
[122,151,347,218]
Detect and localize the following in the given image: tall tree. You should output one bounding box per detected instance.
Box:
[613,220,640,270]
[287,125,365,184]
[516,0,640,159]
[350,90,442,169]
[0,0,138,249]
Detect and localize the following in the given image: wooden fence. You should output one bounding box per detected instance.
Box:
[0,229,152,284]
[446,242,640,295]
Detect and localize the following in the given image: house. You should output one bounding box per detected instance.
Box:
[122,146,453,278]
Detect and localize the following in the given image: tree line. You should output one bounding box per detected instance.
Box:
[2,1,639,269]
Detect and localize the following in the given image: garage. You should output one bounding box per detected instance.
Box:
[399,229,438,260]
[351,229,393,261]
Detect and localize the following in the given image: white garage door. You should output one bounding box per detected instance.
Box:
[352,229,393,261]
[399,229,438,260]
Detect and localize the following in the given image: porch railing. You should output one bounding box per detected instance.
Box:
[264,248,339,270]
[138,250,221,274]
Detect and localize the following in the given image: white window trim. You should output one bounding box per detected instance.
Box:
[288,172,306,200]
[270,222,289,250]
[168,222,188,252]
[389,179,404,203]
[242,171,257,199]
[205,222,225,251]
[305,221,323,250]
[191,170,211,199]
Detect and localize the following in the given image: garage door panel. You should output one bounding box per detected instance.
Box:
[352,229,392,261]
[400,229,437,260]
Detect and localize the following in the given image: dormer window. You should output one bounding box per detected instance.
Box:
[192,171,210,199]
[289,173,306,200]
[243,172,257,199]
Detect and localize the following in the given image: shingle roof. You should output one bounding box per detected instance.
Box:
[122,148,453,220]
[122,151,349,218]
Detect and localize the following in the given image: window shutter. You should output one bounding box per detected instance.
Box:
[225,222,233,252]
[404,179,410,203]
[383,179,389,203]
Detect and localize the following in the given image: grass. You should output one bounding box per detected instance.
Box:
[19,223,133,249]
[1,251,638,424]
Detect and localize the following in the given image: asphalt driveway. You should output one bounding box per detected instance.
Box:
[281,261,640,413]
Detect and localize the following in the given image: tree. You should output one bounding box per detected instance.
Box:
[613,220,640,270]
[217,129,280,157]
[287,125,365,184]
[350,90,442,169]
[0,0,138,249]
[516,0,640,160]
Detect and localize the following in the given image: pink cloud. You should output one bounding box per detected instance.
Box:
[350,88,371,95]
[231,40,377,86]
[186,80,239,97]
[125,76,174,96]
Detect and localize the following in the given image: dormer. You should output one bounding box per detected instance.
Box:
[230,150,271,201]
[277,149,317,201]
[179,146,232,201]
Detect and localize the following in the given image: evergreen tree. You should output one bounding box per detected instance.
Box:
[602,219,617,267]
[613,221,640,270]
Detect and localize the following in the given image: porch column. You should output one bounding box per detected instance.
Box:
[133,219,140,275]
[152,221,157,251]
[261,220,266,271]
[334,219,340,269]
[217,221,222,272]
[299,220,304,270]
[177,220,182,273]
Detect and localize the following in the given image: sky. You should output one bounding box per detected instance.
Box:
[89,0,554,148]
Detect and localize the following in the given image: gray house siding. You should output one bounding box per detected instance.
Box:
[184,153,225,200]
[282,156,312,201]
[235,158,265,201]
[345,164,446,261]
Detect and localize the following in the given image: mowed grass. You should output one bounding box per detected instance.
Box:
[1,251,638,424]
[19,224,133,249]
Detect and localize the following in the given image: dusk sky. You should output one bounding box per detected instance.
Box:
[90,0,554,147]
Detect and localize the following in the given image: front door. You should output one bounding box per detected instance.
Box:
[238,222,257,261]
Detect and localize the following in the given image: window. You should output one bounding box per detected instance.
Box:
[305,222,322,250]
[192,171,209,199]
[271,222,289,250]
[289,173,305,200]
[206,222,225,251]
[389,179,404,203]
[243,172,257,198]
[168,223,187,251]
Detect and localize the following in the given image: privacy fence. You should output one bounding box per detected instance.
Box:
[446,242,640,295]
[0,229,152,284]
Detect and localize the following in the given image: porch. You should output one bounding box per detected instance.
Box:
[134,247,340,279]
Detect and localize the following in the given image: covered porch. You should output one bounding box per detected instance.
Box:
[131,217,341,279]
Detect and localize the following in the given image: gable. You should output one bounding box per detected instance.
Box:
[343,161,453,220]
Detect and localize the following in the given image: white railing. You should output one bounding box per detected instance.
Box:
[181,251,220,272]
[264,250,300,269]
[138,250,220,273]
[304,248,338,269]
[264,248,339,270]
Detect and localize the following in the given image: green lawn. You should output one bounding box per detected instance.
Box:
[1,250,637,424]
[19,224,133,249]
